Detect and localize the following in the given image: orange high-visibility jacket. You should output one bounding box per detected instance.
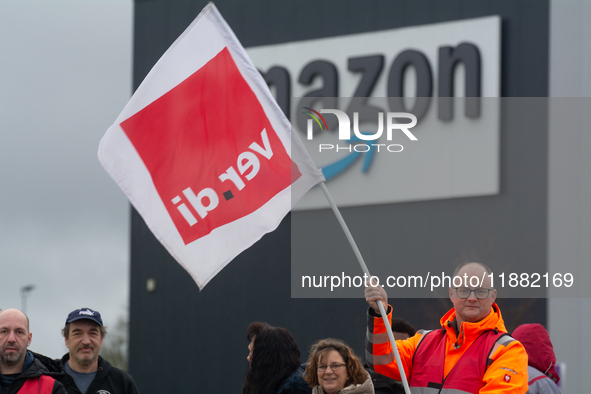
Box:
[366,303,528,394]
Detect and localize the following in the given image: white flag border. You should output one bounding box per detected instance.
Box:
[204,4,324,202]
[99,3,323,290]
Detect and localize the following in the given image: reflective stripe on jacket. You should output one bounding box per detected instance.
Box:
[366,303,528,393]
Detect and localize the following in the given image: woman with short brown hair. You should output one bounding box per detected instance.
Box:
[304,338,374,394]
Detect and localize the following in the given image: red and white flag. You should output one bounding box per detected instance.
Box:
[98,3,324,289]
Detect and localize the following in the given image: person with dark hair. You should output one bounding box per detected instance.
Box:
[512,324,561,394]
[242,322,310,394]
[389,319,415,341]
[305,338,374,394]
[365,262,529,393]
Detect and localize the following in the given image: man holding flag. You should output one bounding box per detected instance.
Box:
[365,262,529,393]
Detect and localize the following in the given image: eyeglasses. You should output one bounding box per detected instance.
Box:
[317,363,346,372]
[453,288,494,299]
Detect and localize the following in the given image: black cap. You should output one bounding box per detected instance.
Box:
[65,308,103,326]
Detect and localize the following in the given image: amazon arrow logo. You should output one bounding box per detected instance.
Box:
[320,135,376,181]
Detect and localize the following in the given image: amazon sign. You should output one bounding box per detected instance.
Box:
[247,16,501,210]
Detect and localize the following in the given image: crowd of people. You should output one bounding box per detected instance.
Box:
[1,262,562,394]
[241,262,562,394]
[0,307,138,394]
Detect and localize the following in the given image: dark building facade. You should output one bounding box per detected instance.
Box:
[129,1,549,393]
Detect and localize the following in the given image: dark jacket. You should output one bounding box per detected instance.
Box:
[365,368,406,394]
[276,364,311,394]
[55,354,139,394]
[0,352,66,394]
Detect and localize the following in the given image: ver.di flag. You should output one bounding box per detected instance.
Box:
[98,3,324,289]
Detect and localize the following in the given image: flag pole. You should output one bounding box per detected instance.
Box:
[318,181,411,394]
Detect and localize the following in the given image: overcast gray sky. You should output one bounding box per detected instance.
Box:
[0,0,132,357]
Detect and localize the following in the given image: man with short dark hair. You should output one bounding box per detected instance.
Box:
[55,308,139,394]
[390,319,415,341]
[0,309,65,394]
[365,262,529,393]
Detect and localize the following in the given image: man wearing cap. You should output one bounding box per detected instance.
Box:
[0,308,65,394]
[55,308,139,394]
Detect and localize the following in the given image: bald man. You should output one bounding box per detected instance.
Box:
[0,309,65,394]
[365,262,529,393]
